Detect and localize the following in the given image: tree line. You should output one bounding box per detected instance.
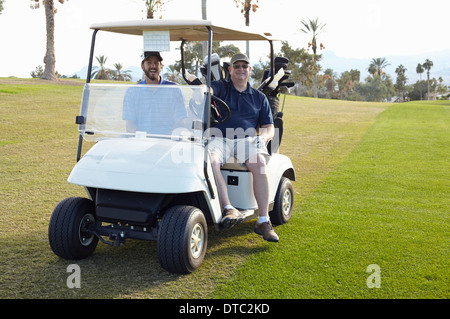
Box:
[269,46,447,102]
[41,40,446,103]
[136,40,447,102]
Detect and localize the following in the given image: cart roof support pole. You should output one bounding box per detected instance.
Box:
[77,29,99,162]
[86,29,99,84]
[203,26,215,200]
[180,40,189,84]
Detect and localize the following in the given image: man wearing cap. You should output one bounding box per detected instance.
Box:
[209,53,278,242]
[139,51,176,85]
[122,51,186,134]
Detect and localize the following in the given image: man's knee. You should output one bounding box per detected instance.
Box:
[245,154,267,175]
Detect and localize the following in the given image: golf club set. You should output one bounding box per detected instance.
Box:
[256,56,294,154]
[257,56,294,119]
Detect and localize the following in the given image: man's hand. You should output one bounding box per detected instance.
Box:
[258,124,274,142]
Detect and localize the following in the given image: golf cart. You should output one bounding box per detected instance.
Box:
[48,20,295,274]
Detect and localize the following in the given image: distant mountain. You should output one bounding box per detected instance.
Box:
[320,50,450,85]
[72,66,89,80]
[125,66,144,82]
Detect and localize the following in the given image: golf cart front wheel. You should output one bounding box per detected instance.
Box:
[157,205,207,274]
[270,177,294,225]
[48,197,99,260]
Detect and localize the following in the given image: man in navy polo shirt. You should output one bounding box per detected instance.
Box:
[209,53,279,242]
[123,51,186,134]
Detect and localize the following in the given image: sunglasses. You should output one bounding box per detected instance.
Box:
[232,63,249,69]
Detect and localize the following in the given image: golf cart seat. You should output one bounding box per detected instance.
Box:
[266,104,284,154]
[221,156,250,172]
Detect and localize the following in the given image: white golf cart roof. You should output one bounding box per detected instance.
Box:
[90,19,276,41]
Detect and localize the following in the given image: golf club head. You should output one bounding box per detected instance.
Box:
[275,56,289,65]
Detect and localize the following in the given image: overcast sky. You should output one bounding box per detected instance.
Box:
[0,0,448,78]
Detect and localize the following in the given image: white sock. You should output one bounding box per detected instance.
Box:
[257,216,269,224]
[224,204,234,210]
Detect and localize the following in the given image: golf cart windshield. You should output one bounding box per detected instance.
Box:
[75,20,278,161]
[79,84,207,141]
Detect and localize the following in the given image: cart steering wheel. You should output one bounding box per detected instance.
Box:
[189,94,231,125]
[209,95,231,124]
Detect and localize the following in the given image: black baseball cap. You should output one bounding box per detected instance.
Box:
[142,51,163,63]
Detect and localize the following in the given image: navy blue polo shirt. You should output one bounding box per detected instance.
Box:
[211,80,273,138]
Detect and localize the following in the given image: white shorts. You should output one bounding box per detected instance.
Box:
[208,136,269,165]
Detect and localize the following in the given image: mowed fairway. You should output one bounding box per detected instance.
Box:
[213,99,449,299]
[0,78,448,299]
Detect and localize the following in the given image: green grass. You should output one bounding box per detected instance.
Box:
[0,78,448,299]
[212,100,450,299]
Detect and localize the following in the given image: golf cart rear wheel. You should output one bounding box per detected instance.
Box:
[48,197,98,260]
[270,177,294,225]
[157,205,207,274]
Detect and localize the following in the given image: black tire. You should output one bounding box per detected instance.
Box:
[48,197,98,260]
[157,205,207,274]
[269,177,294,225]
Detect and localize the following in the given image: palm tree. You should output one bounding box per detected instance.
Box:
[166,65,181,83]
[143,0,170,19]
[213,42,240,58]
[395,65,406,78]
[300,18,326,56]
[423,59,433,100]
[175,42,204,77]
[322,68,337,97]
[234,0,260,57]
[368,58,390,77]
[416,63,424,100]
[91,55,111,80]
[112,63,132,82]
[395,64,407,102]
[30,0,68,80]
[300,18,326,98]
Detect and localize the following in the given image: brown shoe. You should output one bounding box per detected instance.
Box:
[221,207,244,229]
[254,221,279,242]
